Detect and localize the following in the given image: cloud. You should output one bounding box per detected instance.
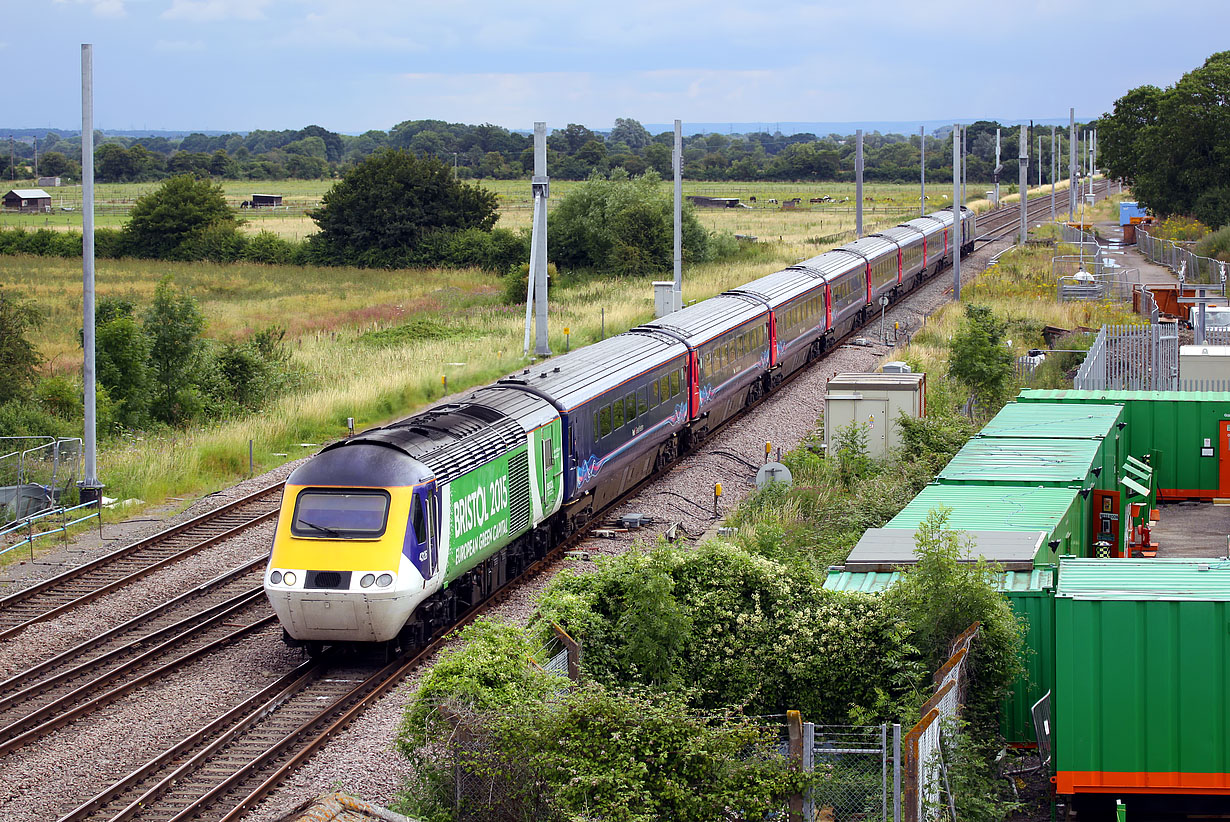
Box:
[162,0,272,22]
[53,0,128,18]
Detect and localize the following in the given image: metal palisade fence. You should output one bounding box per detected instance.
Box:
[1075,324,1230,391]
[1137,228,1228,290]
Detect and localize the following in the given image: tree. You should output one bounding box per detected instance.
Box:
[948,304,1014,411]
[122,175,238,259]
[1099,52,1230,223]
[548,170,708,276]
[95,307,152,429]
[0,287,43,403]
[144,276,205,423]
[609,117,652,151]
[308,149,498,267]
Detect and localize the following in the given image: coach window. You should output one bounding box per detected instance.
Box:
[612,398,624,430]
[650,380,660,409]
[670,370,681,397]
[624,392,636,423]
[599,406,612,438]
[660,374,670,402]
[637,387,648,416]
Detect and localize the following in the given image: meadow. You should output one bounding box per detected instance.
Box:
[0,178,1117,519]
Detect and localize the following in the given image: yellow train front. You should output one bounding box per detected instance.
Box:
[264,390,564,652]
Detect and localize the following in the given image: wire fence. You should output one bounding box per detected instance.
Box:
[1138,228,1227,289]
[804,724,892,822]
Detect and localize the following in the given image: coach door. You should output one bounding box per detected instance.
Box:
[411,483,438,579]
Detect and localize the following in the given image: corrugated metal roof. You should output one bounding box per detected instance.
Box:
[1021,389,1230,404]
[1056,558,1230,601]
[845,527,1047,570]
[978,401,1122,439]
[1052,556,1230,600]
[938,438,1101,485]
[824,566,1055,594]
[5,188,50,199]
[885,484,1080,533]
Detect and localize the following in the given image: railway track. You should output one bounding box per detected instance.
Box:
[0,484,283,640]
[17,181,1119,821]
[974,180,1110,242]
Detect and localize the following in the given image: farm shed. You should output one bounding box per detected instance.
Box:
[3,188,51,213]
[685,196,746,208]
[37,176,61,187]
[824,565,1057,745]
[249,194,283,208]
[1054,558,1230,802]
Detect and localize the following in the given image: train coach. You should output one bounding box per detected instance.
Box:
[264,205,976,651]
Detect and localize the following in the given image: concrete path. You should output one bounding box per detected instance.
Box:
[1094,220,1179,287]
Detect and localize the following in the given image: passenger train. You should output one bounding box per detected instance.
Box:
[264,206,976,651]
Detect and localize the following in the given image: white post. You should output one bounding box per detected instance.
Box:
[1019,126,1028,245]
[1069,108,1077,221]
[532,122,550,356]
[920,126,925,216]
[81,44,101,502]
[961,125,967,204]
[673,119,682,310]
[856,129,864,236]
[1037,134,1042,188]
[953,124,961,301]
[994,128,1001,207]
[1050,125,1056,222]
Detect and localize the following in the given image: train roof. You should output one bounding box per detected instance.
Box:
[840,235,898,261]
[463,386,559,434]
[728,267,827,307]
[639,293,766,347]
[874,225,923,244]
[899,215,947,235]
[788,249,864,279]
[319,400,526,485]
[499,330,687,412]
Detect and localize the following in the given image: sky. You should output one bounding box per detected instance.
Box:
[8,0,1230,135]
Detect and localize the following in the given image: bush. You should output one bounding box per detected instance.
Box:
[1195,223,1230,261]
[122,175,240,260]
[948,303,1015,413]
[441,226,528,271]
[94,227,127,258]
[0,287,43,403]
[548,170,709,276]
[176,223,249,263]
[242,230,300,265]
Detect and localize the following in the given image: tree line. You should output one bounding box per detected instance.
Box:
[1097,50,1230,228]
[3,117,1091,185]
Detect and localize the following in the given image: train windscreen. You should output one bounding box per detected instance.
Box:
[291,489,391,538]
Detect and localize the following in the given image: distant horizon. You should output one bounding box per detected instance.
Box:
[1,117,1089,142]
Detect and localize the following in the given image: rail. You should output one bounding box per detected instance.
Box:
[1138,228,1227,290]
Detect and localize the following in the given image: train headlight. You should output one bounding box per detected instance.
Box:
[376,573,394,588]
[269,570,282,585]
[360,573,375,588]
[283,571,297,586]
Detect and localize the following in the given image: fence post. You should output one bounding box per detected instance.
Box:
[893,723,902,822]
[787,710,804,822]
[550,623,582,681]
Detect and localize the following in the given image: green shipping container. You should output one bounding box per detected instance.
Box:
[823,566,1057,745]
[1019,389,1230,501]
[938,437,1106,491]
[1054,558,1230,797]
[885,484,1087,564]
[978,401,1125,493]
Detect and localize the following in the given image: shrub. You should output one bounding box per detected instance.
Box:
[122,175,240,259]
[948,303,1015,413]
[177,223,249,263]
[0,287,43,403]
[242,230,299,265]
[1195,223,1230,261]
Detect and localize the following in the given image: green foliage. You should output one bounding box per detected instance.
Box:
[242,230,300,265]
[896,412,978,471]
[884,507,1026,732]
[1151,215,1209,242]
[1099,51,1230,219]
[398,683,806,822]
[122,175,240,260]
[398,620,560,750]
[143,276,206,424]
[208,325,291,411]
[833,420,872,489]
[548,170,709,276]
[308,149,499,268]
[96,314,152,429]
[0,287,43,403]
[930,719,1021,822]
[1195,224,1230,261]
[948,303,1014,412]
[534,542,924,725]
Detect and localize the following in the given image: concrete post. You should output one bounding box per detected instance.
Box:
[856,129,864,236]
[953,124,961,301]
[673,119,682,309]
[532,122,550,356]
[81,44,101,501]
[1019,126,1028,245]
[1069,108,1077,221]
[920,126,925,216]
[1051,126,1056,222]
[994,128,1001,207]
